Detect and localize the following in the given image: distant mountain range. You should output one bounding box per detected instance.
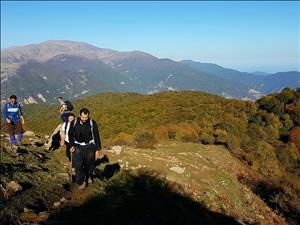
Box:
[1,40,299,104]
[181,60,300,98]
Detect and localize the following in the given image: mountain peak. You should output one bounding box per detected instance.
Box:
[1,40,157,64]
[1,40,117,63]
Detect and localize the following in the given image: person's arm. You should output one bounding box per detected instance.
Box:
[93,120,102,150]
[20,116,25,124]
[69,121,76,152]
[59,106,64,114]
[19,104,25,124]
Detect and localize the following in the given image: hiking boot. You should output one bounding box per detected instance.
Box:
[78,182,86,190]
[88,177,93,184]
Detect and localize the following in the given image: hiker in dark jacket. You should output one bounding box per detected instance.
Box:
[2,95,25,149]
[69,108,102,190]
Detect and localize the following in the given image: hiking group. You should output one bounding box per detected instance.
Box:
[58,97,102,190]
[2,95,102,190]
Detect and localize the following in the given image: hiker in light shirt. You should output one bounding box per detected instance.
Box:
[60,113,76,162]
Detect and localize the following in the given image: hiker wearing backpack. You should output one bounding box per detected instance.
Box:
[60,112,76,162]
[58,97,73,123]
[2,95,25,149]
[69,108,102,190]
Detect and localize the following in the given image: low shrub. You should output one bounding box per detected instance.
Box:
[134,130,157,149]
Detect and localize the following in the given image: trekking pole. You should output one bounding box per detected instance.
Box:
[70,152,73,182]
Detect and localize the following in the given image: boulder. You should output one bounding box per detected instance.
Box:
[108,145,122,155]
[7,181,22,192]
[169,165,185,174]
[53,201,61,207]
[20,211,49,223]
[23,131,35,136]
[23,207,35,213]
[39,211,50,220]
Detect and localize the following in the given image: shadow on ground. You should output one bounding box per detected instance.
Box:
[47,170,241,225]
[94,155,120,180]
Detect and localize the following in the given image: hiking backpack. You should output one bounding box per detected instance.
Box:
[64,100,74,111]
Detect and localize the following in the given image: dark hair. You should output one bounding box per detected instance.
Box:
[58,97,63,100]
[10,95,17,100]
[80,108,90,115]
[68,112,75,118]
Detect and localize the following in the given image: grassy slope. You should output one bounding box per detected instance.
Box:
[101,141,285,225]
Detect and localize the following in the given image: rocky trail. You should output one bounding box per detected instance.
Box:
[0,133,288,225]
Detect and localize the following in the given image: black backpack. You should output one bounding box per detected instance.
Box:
[65,100,74,111]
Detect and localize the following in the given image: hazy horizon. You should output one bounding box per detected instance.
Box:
[1,1,299,73]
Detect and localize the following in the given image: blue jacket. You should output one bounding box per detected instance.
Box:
[2,102,23,123]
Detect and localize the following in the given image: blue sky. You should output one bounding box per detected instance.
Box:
[1,1,299,73]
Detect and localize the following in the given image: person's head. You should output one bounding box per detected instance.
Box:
[68,113,75,123]
[10,95,17,104]
[58,97,64,104]
[79,108,90,123]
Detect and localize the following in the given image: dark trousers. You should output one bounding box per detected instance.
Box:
[74,144,96,185]
[6,121,23,144]
[65,141,75,169]
[65,141,72,161]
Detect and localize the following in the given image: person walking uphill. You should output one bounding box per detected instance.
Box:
[60,113,76,162]
[58,97,73,123]
[69,108,102,190]
[2,95,25,151]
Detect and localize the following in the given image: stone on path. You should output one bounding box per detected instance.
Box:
[169,165,185,174]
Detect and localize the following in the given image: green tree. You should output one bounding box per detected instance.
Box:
[276,88,296,107]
